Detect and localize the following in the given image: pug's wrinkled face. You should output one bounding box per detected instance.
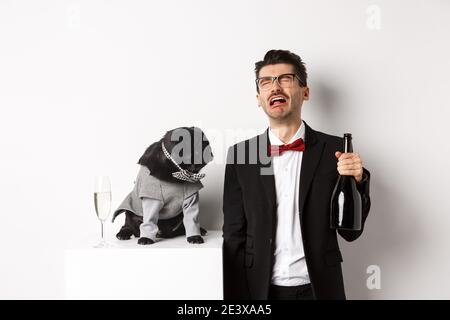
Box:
[163,127,213,174]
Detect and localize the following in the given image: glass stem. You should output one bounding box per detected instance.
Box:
[101,221,104,241]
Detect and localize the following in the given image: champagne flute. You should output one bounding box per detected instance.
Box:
[93,176,111,248]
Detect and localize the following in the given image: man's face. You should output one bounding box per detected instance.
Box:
[256,63,309,121]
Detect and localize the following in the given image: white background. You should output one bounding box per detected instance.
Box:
[1,0,449,299]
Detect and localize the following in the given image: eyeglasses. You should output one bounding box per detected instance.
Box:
[255,73,304,91]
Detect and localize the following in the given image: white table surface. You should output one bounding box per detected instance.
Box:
[64,230,224,300]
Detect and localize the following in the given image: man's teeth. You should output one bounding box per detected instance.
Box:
[271,97,286,105]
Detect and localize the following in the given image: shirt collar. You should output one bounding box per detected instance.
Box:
[268,120,305,146]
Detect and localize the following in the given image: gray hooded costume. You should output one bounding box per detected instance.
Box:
[112,165,203,240]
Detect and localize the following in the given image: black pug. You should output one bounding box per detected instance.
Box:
[112,127,213,245]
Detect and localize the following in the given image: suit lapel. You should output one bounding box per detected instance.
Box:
[298,122,325,220]
[256,129,277,211]
[254,129,277,239]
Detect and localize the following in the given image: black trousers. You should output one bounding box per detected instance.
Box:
[268,283,314,300]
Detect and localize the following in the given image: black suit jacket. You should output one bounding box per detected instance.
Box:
[222,121,371,300]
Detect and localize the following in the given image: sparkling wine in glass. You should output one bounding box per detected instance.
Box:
[94,176,111,248]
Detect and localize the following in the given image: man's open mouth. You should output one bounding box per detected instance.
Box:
[269,95,288,106]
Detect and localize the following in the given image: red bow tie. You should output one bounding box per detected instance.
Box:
[269,138,305,156]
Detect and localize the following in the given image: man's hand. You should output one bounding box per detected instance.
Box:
[335,151,363,183]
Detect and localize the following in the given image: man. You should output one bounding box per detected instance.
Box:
[222,50,371,300]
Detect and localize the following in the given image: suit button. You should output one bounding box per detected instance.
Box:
[269,238,272,244]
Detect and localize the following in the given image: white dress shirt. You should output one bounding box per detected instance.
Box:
[269,120,310,286]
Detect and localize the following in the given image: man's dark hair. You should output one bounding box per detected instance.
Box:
[254,49,308,92]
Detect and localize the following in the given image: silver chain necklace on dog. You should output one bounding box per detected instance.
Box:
[161,142,206,183]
